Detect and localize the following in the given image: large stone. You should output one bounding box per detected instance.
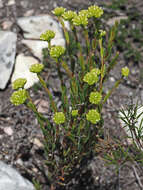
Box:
[22,39,65,60]
[0,31,17,89]
[0,161,35,190]
[11,54,39,89]
[17,15,66,40]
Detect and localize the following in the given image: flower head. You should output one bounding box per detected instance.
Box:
[88,5,103,18]
[86,109,100,124]
[30,63,44,73]
[10,89,28,106]
[40,30,55,42]
[83,72,98,85]
[72,14,88,27]
[53,112,65,124]
[50,45,65,59]
[62,10,77,21]
[52,7,66,16]
[91,68,101,75]
[89,91,102,104]
[121,67,129,77]
[71,109,78,117]
[12,78,27,90]
[99,30,106,38]
[79,9,89,17]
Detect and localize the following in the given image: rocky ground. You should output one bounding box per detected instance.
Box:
[0,0,143,189]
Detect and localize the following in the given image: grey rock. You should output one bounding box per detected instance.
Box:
[0,31,17,89]
[0,161,35,190]
[88,157,117,188]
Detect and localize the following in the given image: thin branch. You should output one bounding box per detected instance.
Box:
[132,165,143,190]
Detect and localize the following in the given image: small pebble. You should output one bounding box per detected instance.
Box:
[16,158,23,165]
[109,77,115,82]
[2,21,13,30]
[7,0,15,6]
[33,138,44,148]
[4,127,13,136]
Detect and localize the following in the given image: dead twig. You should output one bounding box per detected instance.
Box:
[132,165,143,190]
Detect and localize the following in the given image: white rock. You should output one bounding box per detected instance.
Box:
[17,15,70,60]
[24,10,34,17]
[7,0,15,6]
[1,21,13,30]
[22,38,65,60]
[0,161,35,190]
[11,54,39,89]
[22,40,48,59]
[4,127,13,136]
[107,16,128,26]
[0,0,3,8]
[32,138,44,148]
[119,105,143,148]
[34,99,49,114]
[17,15,65,41]
[0,31,17,89]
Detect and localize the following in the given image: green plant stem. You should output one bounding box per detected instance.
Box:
[58,17,70,46]
[61,60,73,78]
[103,52,119,84]
[59,18,77,76]
[37,74,57,112]
[92,37,97,51]
[56,59,69,113]
[86,37,97,70]
[99,38,105,93]
[77,42,85,74]
[71,23,78,42]
[60,60,78,107]
[26,95,45,127]
[83,27,90,55]
[103,78,123,105]
[56,60,64,85]
[48,41,51,50]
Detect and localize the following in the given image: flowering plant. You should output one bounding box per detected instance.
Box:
[10,5,129,189]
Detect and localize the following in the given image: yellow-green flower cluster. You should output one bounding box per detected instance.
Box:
[12,78,27,90]
[79,10,89,17]
[30,64,44,73]
[83,70,99,85]
[10,89,28,106]
[89,91,102,104]
[91,68,101,75]
[50,46,65,59]
[52,7,66,16]
[40,30,55,42]
[99,30,106,38]
[72,14,88,27]
[121,67,129,77]
[71,109,78,117]
[88,5,103,18]
[53,112,65,124]
[62,10,77,21]
[86,109,100,124]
